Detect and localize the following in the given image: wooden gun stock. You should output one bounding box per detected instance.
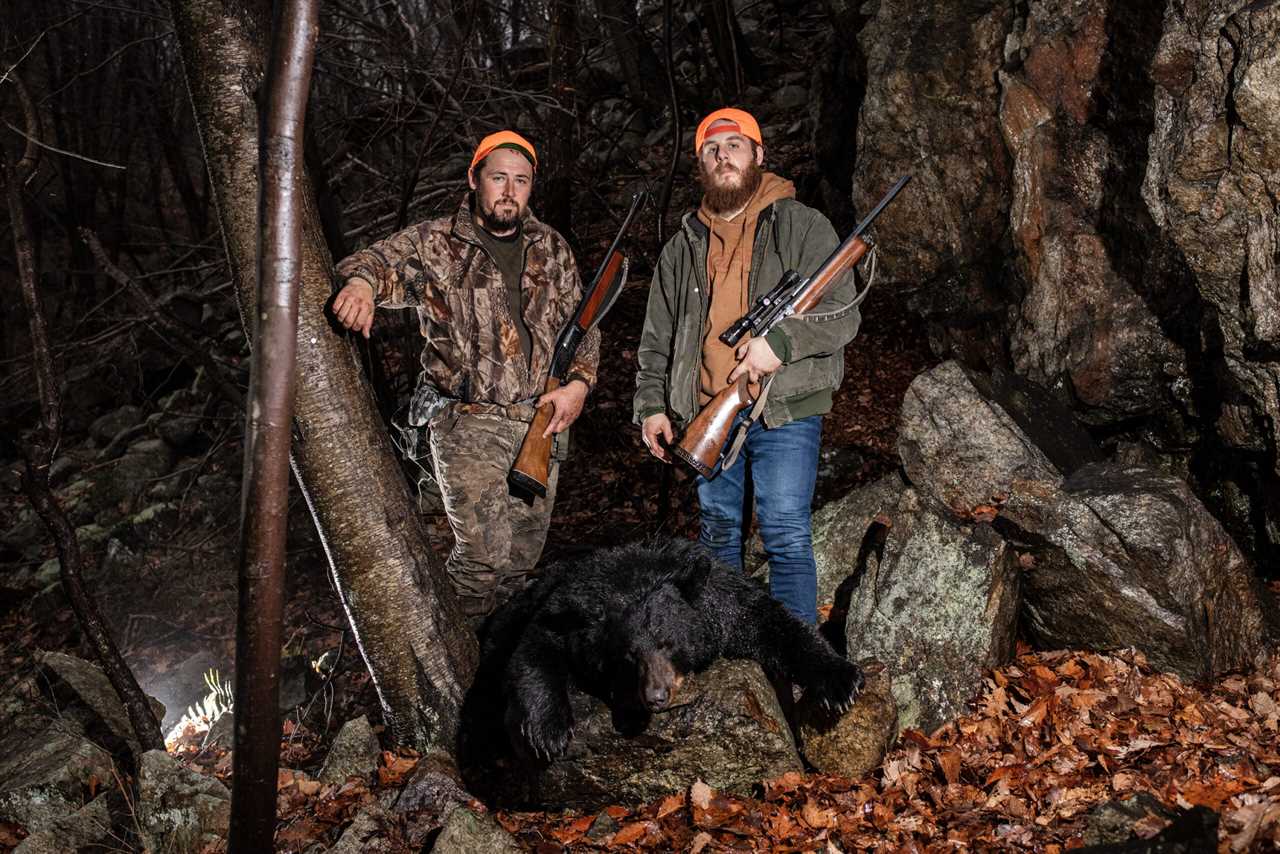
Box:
[509,376,561,498]
[672,376,755,477]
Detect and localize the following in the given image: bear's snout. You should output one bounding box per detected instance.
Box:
[637,649,683,711]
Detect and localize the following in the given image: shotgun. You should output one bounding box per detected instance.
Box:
[672,176,910,477]
[509,191,648,497]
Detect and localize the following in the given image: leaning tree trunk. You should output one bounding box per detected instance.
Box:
[167,0,477,753]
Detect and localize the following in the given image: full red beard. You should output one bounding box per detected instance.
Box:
[699,158,763,214]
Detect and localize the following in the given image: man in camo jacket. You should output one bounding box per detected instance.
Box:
[331,130,599,618]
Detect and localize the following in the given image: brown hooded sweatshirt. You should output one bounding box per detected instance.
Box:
[696,171,796,405]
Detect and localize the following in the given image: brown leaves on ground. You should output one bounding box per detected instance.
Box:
[497,647,1280,852]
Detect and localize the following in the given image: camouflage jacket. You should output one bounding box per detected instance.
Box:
[336,196,600,414]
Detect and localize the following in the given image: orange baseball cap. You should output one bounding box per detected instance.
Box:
[469,130,537,173]
[694,108,762,155]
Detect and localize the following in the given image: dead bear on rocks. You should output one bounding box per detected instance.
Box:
[472,538,864,761]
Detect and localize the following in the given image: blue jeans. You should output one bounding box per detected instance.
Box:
[696,414,822,624]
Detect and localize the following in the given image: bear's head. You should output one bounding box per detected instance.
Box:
[606,582,698,713]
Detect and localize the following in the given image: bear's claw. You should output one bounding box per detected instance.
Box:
[805,659,865,714]
[509,693,574,762]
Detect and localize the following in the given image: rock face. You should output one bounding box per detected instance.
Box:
[34,650,166,756]
[0,718,116,833]
[1012,462,1266,682]
[853,0,1014,366]
[1002,0,1189,424]
[852,0,1280,566]
[1143,0,1280,547]
[477,661,802,810]
[898,361,1063,521]
[844,489,1020,735]
[899,361,1266,683]
[136,749,231,852]
[319,715,382,784]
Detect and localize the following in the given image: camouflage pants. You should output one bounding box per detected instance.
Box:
[427,408,562,616]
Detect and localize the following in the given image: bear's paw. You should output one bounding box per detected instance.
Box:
[801,658,865,714]
[506,690,575,762]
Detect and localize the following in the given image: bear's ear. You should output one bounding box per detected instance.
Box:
[671,552,714,602]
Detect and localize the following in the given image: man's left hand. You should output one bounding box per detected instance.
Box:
[728,337,782,385]
[538,379,589,437]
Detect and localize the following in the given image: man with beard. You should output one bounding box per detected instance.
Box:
[331,130,598,619]
[633,109,861,624]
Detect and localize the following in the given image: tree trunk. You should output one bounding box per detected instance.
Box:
[228,1,317,847]
[167,0,478,753]
[595,0,666,117]
[700,0,759,97]
[544,0,579,238]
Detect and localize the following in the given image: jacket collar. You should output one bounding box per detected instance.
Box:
[680,201,776,242]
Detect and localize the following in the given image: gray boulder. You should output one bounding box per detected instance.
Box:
[0,717,116,833]
[318,715,381,784]
[481,660,802,810]
[1,507,45,553]
[46,455,80,487]
[34,650,165,756]
[430,806,521,854]
[796,660,898,777]
[772,84,809,111]
[89,405,143,446]
[136,749,230,853]
[898,361,1063,523]
[151,388,205,448]
[845,489,1019,735]
[12,794,112,854]
[94,439,175,514]
[901,361,1266,681]
[325,806,397,853]
[1012,462,1266,682]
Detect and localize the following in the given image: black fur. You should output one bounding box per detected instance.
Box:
[468,539,864,762]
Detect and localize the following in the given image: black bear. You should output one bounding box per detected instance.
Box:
[471,538,864,761]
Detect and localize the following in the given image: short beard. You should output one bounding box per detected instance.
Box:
[699,158,763,215]
[478,204,520,233]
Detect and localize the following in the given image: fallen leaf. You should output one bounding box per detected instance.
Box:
[610,820,649,845]
[937,748,962,785]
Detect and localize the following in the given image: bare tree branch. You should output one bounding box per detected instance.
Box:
[5,71,164,757]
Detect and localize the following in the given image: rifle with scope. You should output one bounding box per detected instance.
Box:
[671,175,911,476]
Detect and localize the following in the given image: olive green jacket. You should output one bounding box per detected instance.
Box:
[633,198,862,429]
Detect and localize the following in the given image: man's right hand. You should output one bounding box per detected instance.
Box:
[332,278,375,338]
[641,413,674,463]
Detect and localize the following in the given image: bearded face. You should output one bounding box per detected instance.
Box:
[696,130,763,215]
[469,147,534,235]
[699,155,763,214]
